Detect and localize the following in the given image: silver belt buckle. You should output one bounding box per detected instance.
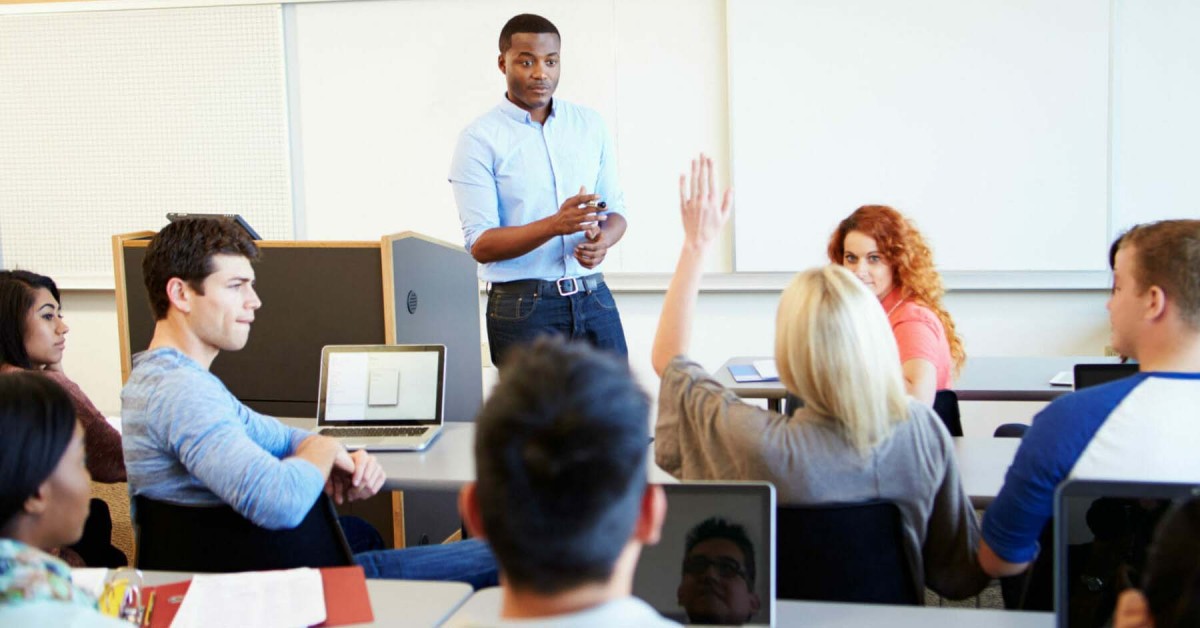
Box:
[556,277,580,296]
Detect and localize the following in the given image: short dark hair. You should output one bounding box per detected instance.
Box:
[0,371,77,532]
[0,270,62,369]
[142,217,259,320]
[499,13,560,54]
[1112,220,1200,330]
[683,517,757,587]
[1142,497,1200,628]
[473,337,651,593]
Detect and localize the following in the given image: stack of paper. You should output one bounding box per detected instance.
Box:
[171,568,326,628]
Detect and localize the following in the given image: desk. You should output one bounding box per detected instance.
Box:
[279,420,678,492]
[442,587,1053,627]
[718,355,1119,408]
[777,600,1053,627]
[278,421,1012,506]
[131,571,472,627]
[955,437,1019,508]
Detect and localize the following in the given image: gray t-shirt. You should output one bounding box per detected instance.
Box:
[655,356,990,599]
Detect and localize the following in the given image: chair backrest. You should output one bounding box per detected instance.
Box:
[932,389,963,437]
[776,500,920,604]
[133,494,354,572]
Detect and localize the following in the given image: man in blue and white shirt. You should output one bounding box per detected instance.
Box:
[449,13,629,366]
[979,219,1200,579]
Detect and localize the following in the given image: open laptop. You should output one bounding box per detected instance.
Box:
[1073,363,1140,391]
[314,344,445,451]
[632,482,776,626]
[1055,479,1200,627]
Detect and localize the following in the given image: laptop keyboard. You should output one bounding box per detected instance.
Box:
[319,426,430,438]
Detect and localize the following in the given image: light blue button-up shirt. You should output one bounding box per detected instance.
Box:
[449,97,626,283]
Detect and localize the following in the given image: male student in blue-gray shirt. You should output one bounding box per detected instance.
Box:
[121,216,496,585]
[449,13,629,366]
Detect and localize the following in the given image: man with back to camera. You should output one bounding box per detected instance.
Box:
[456,337,678,625]
[677,517,762,625]
[121,217,496,584]
[978,219,1200,580]
[449,13,629,366]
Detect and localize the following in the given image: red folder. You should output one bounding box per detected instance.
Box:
[143,565,373,627]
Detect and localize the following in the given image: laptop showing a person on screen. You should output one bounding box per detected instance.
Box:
[457,337,678,626]
[979,219,1200,582]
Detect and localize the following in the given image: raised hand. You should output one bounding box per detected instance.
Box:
[678,154,733,249]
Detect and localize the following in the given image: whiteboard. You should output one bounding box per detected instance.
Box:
[1110,0,1200,235]
[0,5,293,286]
[728,0,1111,273]
[289,0,617,246]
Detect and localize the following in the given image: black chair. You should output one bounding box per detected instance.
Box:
[783,393,803,416]
[993,423,1029,438]
[134,494,355,572]
[776,500,920,604]
[932,389,963,437]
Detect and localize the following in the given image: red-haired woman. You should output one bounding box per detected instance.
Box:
[828,205,964,405]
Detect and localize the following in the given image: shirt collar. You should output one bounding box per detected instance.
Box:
[497,94,556,124]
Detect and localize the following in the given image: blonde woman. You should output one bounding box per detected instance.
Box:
[651,155,988,599]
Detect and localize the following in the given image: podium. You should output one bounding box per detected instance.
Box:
[113,232,481,422]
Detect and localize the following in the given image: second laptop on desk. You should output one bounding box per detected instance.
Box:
[315,344,446,451]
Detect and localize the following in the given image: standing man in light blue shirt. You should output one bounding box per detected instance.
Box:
[449,13,629,366]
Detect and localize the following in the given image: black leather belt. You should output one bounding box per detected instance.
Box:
[489,273,605,297]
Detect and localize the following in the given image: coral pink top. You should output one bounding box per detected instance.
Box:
[880,288,954,390]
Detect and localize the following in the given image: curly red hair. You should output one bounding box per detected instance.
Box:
[827,205,965,372]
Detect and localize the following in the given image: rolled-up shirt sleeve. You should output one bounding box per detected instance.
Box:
[592,114,626,219]
[449,130,500,253]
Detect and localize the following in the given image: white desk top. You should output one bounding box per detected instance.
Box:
[134,570,471,627]
[718,355,1119,402]
[777,600,1053,627]
[441,587,1053,627]
[279,420,677,492]
[280,421,1014,506]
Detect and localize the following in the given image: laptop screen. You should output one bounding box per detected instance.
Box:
[1073,363,1139,391]
[1055,479,1200,627]
[632,482,775,626]
[317,345,444,425]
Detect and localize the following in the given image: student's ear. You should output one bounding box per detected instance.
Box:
[1145,285,1167,322]
[1114,589,1154,628]
[457,483,487,541]
[635,484,667,546]
[497,53,507,75]
[165,277,193,314]
[22,484,50,517]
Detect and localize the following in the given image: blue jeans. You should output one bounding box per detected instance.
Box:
[486,280,627,366]
[355,539,498,590]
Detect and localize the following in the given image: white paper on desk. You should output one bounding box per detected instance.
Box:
[170,567,326,628]
[752,359,779,381]
[1049,370,1073,386]
[69,568,108,599]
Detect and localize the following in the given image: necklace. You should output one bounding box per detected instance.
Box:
[885,296,906,317]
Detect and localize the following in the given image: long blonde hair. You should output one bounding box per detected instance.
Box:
[774,265,910,456]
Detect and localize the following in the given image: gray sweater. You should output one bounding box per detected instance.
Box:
[655,357,990,599]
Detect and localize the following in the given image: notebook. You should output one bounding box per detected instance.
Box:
[632,482,776,626]
[1073,363,1139,391]
[315,344,445,451]
[1054,479,1200,628]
